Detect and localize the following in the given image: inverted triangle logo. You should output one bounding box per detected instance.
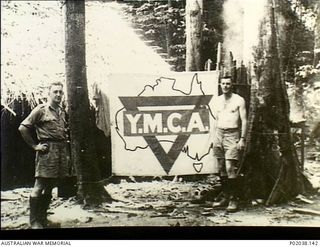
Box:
[119,95,212,174]
[156,137,174,153]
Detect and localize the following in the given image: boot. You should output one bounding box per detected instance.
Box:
[212,177,229,208]
[226,197,238,212]
[226,178,239,213]
[39,194,52,227]
[212,196,229,208]
[39,194,60,228]
[29,197,43,229]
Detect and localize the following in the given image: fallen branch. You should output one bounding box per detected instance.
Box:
[1,193,21,201]
[295,194,314,204]
[105,207,144,215]
[291,208,320,216]
[1,197,20,201]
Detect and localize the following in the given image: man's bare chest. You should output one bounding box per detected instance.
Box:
[216,100,239,114]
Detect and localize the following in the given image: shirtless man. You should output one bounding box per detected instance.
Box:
[212,76,247,212]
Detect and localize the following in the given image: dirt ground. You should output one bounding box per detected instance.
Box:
[2,0,320,233]
[1,160,320,230]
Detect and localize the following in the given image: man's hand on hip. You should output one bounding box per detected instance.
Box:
[33,143,49,152]
[237,138,245,150]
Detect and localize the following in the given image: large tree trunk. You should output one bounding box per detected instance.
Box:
[240,0,313,205]
[185,0,203,71]
[64,0,112,206]
[314,2,320,66]
[165,0,173,57]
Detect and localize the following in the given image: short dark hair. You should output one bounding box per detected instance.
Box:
[220,76,232,83]
[49,82,64,90]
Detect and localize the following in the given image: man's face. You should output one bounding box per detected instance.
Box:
[220,78,232,94]
[49,85,64,104]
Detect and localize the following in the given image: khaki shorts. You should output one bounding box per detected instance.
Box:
[213,128,240,160]
[35,141,71,178]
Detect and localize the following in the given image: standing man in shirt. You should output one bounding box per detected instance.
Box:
[19,82,70,229]
[212,76,247,212]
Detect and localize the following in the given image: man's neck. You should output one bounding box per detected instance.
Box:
[223,92,233,99]
[49,101,60,110]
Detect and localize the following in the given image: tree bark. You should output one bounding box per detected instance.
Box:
[64,0,112,206]
[185,0,203,71]
[165,0,173,57]
[314,2,320,66]
[240,0,313,205]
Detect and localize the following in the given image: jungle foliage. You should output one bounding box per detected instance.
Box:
[122,0,224,71]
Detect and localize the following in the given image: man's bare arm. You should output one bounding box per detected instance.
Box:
[18,125,47,151]
[239,98,247,140]
[18,125,37,148]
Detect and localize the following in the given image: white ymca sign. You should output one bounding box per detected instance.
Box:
[97,71,220,176]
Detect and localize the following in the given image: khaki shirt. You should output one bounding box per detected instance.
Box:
[20,103,67,141]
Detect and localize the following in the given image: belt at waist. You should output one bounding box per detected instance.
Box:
[39,139,66,143]
[217,127,239,131]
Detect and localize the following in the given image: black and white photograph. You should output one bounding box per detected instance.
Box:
[1,0,320,236]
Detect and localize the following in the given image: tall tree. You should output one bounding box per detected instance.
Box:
[165,0,173,57]
[241,0,313,204]
[64,0,112,205]
[314,2,320,66]
[185,0,203,71]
